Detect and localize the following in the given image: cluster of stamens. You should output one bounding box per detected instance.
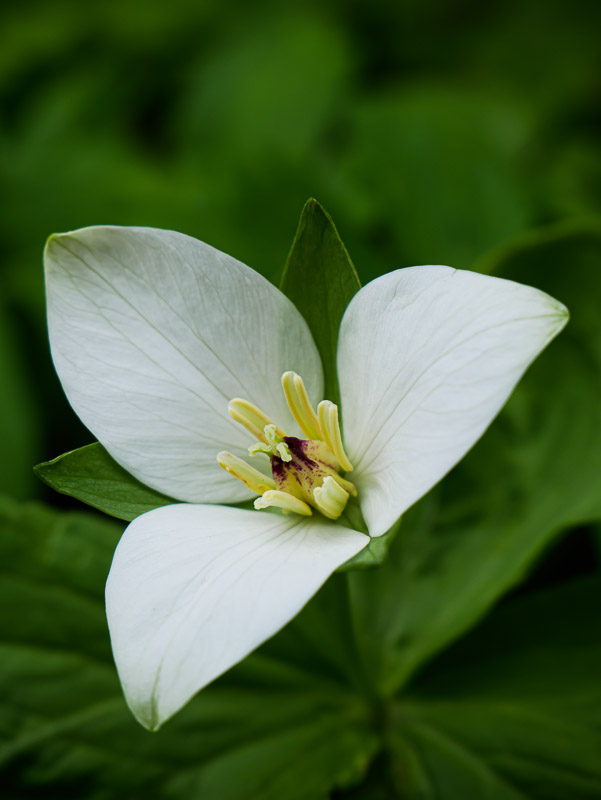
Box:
[217,371,356,520]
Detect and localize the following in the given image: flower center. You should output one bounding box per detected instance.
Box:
[217,371,356,519]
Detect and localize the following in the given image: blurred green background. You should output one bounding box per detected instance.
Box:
[2,1,601,798]
[2,0,601,499]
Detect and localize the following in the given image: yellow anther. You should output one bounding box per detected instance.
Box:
[329,472,358,497]
[228,399,285,443]
[281,371,322,441]
[217,452,276,495]
[254,490,313,516]
[317,400,353,472]
[313,476,349,520]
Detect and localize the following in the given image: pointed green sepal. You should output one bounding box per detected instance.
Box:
[280,199,361,405]
[337,519,401,572]
[34,442,175,521]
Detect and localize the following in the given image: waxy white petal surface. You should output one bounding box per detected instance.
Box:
[105,504,368,729]
[44,227,322,504]
[338,266,569,537]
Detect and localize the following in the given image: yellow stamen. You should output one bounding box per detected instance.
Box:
[228,399,285,443]
[223,372,357,521]
[317,400,353,472]
[313,476,349,520]
[281,371,322,440]
[329,472,358,497]
[254,490,312,516]
[217,451,276,495]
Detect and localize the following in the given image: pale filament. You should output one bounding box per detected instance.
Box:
[254,490,312,516]
[317,400,353,472]
[281,371,322,440]
[228,398,285,443]
[217,451,275,495]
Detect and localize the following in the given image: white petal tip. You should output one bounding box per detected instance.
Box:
[553,301,570,326]
[45,228,85,254]
[130,703,161,732]
[44,232,65,259]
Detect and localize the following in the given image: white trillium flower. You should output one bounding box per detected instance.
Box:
[44,225,568,730]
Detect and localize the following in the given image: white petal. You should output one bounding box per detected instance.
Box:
[105,503,368,730]
[338,266,569,537]
[44,227,322,503]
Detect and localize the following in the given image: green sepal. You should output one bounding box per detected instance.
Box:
[34,442,175,521]
[280,198,361,405]
[338,519,401,572]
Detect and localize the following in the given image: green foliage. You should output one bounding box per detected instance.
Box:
[2,1,601,796]
[0,497,377,800]
[34,443,175,521]
[281,199,361,405]
[347,227,601,697]
[341,87,531,269]
[392,578,601,799]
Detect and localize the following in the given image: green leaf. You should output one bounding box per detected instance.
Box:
[280,198,361,405]
[347,226,601,694]
[34,442,175,521]
[0,497,377,799]
[388,578,601,800]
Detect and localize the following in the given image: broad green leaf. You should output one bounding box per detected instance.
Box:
[388,578,601,800]
[280,198,361,405]
[0,497,377,799]
[34,443,175,521]
[347,226,601,693]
